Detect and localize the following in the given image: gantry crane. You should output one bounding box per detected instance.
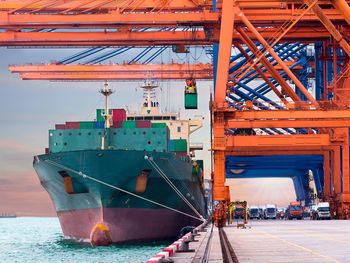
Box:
[1,0,350,223]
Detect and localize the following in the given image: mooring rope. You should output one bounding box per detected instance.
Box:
[45,159,204,222]
[145,156,204,220]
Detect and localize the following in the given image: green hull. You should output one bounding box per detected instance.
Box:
[33,150,206,242]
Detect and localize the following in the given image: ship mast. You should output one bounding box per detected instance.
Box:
[141,79,158,113]
[99,82,114,128]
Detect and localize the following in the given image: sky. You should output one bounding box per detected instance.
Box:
[0,47,295,217]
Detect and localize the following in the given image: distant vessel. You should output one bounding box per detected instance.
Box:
[33,81,206,245]
[0,213,16,218]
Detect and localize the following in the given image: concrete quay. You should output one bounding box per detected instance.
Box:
[161,220,350,263]
[226,220,350,263]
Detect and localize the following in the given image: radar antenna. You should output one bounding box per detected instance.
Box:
[140,79,159,114]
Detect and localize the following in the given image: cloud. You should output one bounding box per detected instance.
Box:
[0,140,40,153]
[0,171,56,216]
[0,171,42,191]
[0,178,12,185]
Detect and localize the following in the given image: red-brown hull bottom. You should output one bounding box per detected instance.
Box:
[57,207,200,244]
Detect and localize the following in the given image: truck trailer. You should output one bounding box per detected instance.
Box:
[287,201,303,220]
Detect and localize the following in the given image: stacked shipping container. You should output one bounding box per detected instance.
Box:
[49,109,188,159]
[49,128,170,153]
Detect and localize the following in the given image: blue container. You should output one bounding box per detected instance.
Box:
[170,140,175,151]
[94,121,105,129]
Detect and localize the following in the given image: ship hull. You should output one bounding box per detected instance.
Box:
[58,207,199,243]
[34,150,205,244]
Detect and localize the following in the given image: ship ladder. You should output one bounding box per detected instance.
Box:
[45,159,204,222]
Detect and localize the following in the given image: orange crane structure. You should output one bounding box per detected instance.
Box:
[8,61,302,80]
[8,63,214,80]
[1,0,350,224]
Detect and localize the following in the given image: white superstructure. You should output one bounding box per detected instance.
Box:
[126,80,203,155]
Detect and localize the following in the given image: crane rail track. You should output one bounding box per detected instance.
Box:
[200,224,214,263]
[218,227,239,263]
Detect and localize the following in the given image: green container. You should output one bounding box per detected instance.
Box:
[79,121,94,129]
[151,122,167,128]
[109,128,168,152]
[174,139,187,152]
[122,121,136,128]
[96,109,111,122]
[196,160,204,170]
[49,129,104,153]
[49,127,170,153]
[185,93,197,109]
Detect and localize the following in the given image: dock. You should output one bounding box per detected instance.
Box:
[147,220,350,263]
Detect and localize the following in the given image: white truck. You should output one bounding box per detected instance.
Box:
[315,202,331,220]
[248,206,260,219]
[264,204,277,219]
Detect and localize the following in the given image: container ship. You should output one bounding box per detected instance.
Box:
[0,213,16,218]
[33,81,206,245]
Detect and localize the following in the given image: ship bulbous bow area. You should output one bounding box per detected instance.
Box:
[90,223,112,246]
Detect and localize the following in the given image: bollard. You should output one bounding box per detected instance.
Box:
[188,232,198,241]
[177,238,195,253]
[198,225,207,232]
[159,258,174,263]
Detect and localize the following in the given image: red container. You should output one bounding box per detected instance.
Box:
[111,121,123,128]
[136,120,151,128]
[45,148,49,154]
[175,151,187,158]
[55,124,67,129]
[65,121,80,129]
[112,109,126,122]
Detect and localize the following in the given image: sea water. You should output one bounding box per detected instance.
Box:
[0,217,171,263]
